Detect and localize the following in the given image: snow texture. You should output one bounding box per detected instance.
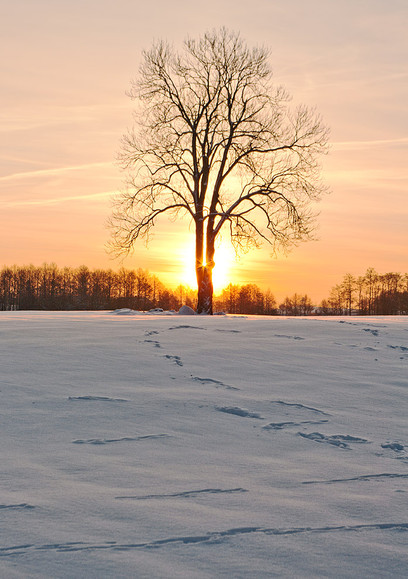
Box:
[1,311,408,578]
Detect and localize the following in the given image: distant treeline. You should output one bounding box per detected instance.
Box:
[321,268,408,315]
[0,264,186,312]
[1,264,407,315]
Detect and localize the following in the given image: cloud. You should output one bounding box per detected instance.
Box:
[0,162,112,182]
[333,137,408,150]
[1,191,114,208]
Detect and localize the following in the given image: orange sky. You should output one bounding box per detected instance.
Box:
[1,0,407,303]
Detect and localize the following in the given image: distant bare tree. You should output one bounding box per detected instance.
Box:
[340,273,356,315]
[364,267,380,315]
[110,28,329,313]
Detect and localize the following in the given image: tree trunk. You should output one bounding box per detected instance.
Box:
[196,222,215,314]
[196,265,214,314]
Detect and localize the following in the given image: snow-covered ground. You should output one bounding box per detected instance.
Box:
[1,311,407,578]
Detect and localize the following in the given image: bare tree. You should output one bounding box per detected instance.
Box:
[110,28,329,314]
[340,273,356,315]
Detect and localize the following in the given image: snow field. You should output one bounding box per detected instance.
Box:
[1,312,407,578]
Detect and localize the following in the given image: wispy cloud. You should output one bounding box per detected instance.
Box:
[332,137,408,150]
[0,162,113,182]
[1,191,114,208]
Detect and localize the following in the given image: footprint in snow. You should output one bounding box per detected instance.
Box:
[144,339,161,348]
[298,432,369,449]
[116,488,247,500]
[216,406,264,419]
[215,329,241,334]
[269,400,330,417]
[379,441,408,462]
[192,376,239,390]
[2,523,407,556]
[363,328,380,336]
[302,472,408,485]
[164,354,183,366]
[381,442,405,452]
[387,345,408,353]
[0,503,35,510]
[68,396,128,402]
[168,325,205,331]
[263,419,329,431]
[72,434,169,445]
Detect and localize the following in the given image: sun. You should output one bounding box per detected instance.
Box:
[212,244,235,293]
[180,241,235,294]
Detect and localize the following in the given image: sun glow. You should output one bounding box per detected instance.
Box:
[180,241,235,294]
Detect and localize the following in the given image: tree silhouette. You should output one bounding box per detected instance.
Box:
[110,28,329,313]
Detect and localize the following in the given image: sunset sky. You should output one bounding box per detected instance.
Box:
[1,0,407,302]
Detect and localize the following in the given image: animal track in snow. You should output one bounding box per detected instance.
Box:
[387,345,408,353]
[274,334,305,340]
[216,406,264,419]
[269,401,330,416]
[0,503,35,510]
[116,488,247,500]
[380,442,408,462]
[363,328,380,336]
[164,355,183,366]
[144,339,161,348]
[262,419,329,431]
[338,321,386,328]
[192,376,239,390]
[298,432,369,449]
[302,472,408,485]
[215,329,241,333]
[168,325,205,331]
[72,434,169,445]
[145,330,159,336]
[68,396,128,402]
[2,523,407,556]
[381,442,405,452]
